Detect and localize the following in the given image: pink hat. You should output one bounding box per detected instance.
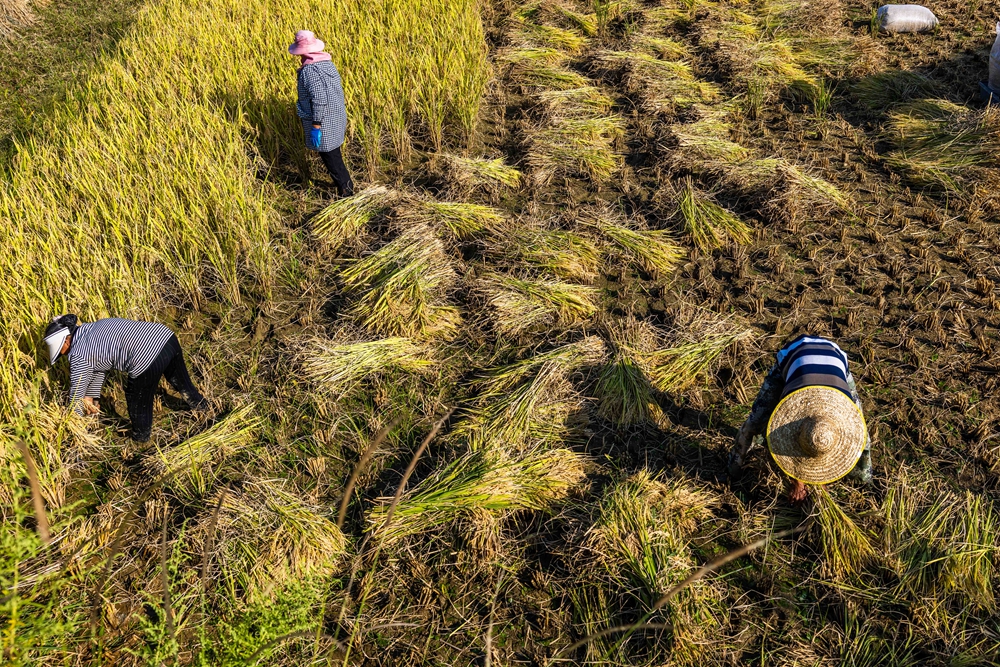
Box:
[289,30,325,55]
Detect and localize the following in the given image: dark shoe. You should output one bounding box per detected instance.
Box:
[182,392,210,413]
[132,429,151,443]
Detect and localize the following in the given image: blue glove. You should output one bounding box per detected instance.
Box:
[310,126,322,149]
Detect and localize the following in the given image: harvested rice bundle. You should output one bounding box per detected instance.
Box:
[851,70,941,112]
[883,477,999,611]
[632,35,689,60]
[145,405,261,499]
[437,154,523,195]
[725,158,851,214]
[526,115,625,184]
[457,337,607,450]
[368,447,586,545]
[513,20,588,52]
[547,2,598,37]
[675,179,752,249]
[669,106,752,169]
[312,185,396,251]
[586,470,720,594]
[340,225,460,336]
[399,199,508,241]
[503,226,603,283]
[592,51,719,115]
[479,272,599,338]
[644,314,752,394]
[300,336,435,397]
[536,86,615,119]
[579,470,726,664]
[596,216,685,277]
[596,318,658,425]
[196,480,347,601]
[886,99,1000,192]
[812,487,876,579]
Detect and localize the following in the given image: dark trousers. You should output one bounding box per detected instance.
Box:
[318,146,354,196]
[124,335,204,441]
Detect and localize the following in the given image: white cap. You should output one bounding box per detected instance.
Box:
[44,328,70,365]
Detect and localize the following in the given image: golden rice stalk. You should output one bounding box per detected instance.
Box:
[312,185,396,250]
[586,470,720,595]
[632,35,689,60]
[504,226,602,282]
[675,179,752,249]
[726,158,850,212]
[514,20,588,52]
[509,61,591,89]
[368,447,586,545]
[597,217,684,277]
[592,52,719,114]
[527,116,625,184]
[670,108,752,167]
[536,86,615,119]
[479,272,599,338]
[457,337,607,450]
[399,199,508,240]
[438,154,523,194]
[886,99,1000,192]
[644,316,752,394]
[549,2,598,36]
[596,318,659,425]
[813,487,876,579]
[198,480,347,602]
[146,405,261,499]
[883,478,999,610]
[851,70,940,112]
[340,225,460,336]
[300,336,435,397]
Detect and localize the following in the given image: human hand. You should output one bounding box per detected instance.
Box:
[83,397,100,416]
[789,480,808,504]
[310,126,322,148]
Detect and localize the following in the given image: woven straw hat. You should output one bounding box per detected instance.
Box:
[766,386,867,485]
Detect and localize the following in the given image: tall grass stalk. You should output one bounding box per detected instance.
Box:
[597,218,685,277]
[813,487,876,579]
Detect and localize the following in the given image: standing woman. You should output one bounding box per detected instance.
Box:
[43,315,209,442]
[289,30,354,197]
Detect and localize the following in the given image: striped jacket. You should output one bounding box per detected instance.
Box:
[774,335,853,399]
[296,61,347,152]
[67,318,174,414]
[742,335,865,441]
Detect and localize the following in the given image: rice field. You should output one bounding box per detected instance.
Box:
[4,0,1000,664]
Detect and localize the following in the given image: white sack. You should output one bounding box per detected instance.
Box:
[877,5,939,33]
[990,22,1000,91]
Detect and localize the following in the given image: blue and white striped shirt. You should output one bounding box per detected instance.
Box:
[775,335,853,399]
[67,318,174,414]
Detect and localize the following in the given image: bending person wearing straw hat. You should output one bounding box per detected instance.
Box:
[289,30,354,197]
[729,334,872,503]
[43,315,209,442]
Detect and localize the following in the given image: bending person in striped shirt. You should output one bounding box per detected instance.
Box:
[43,315,209,442]
[729,334,872,503]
